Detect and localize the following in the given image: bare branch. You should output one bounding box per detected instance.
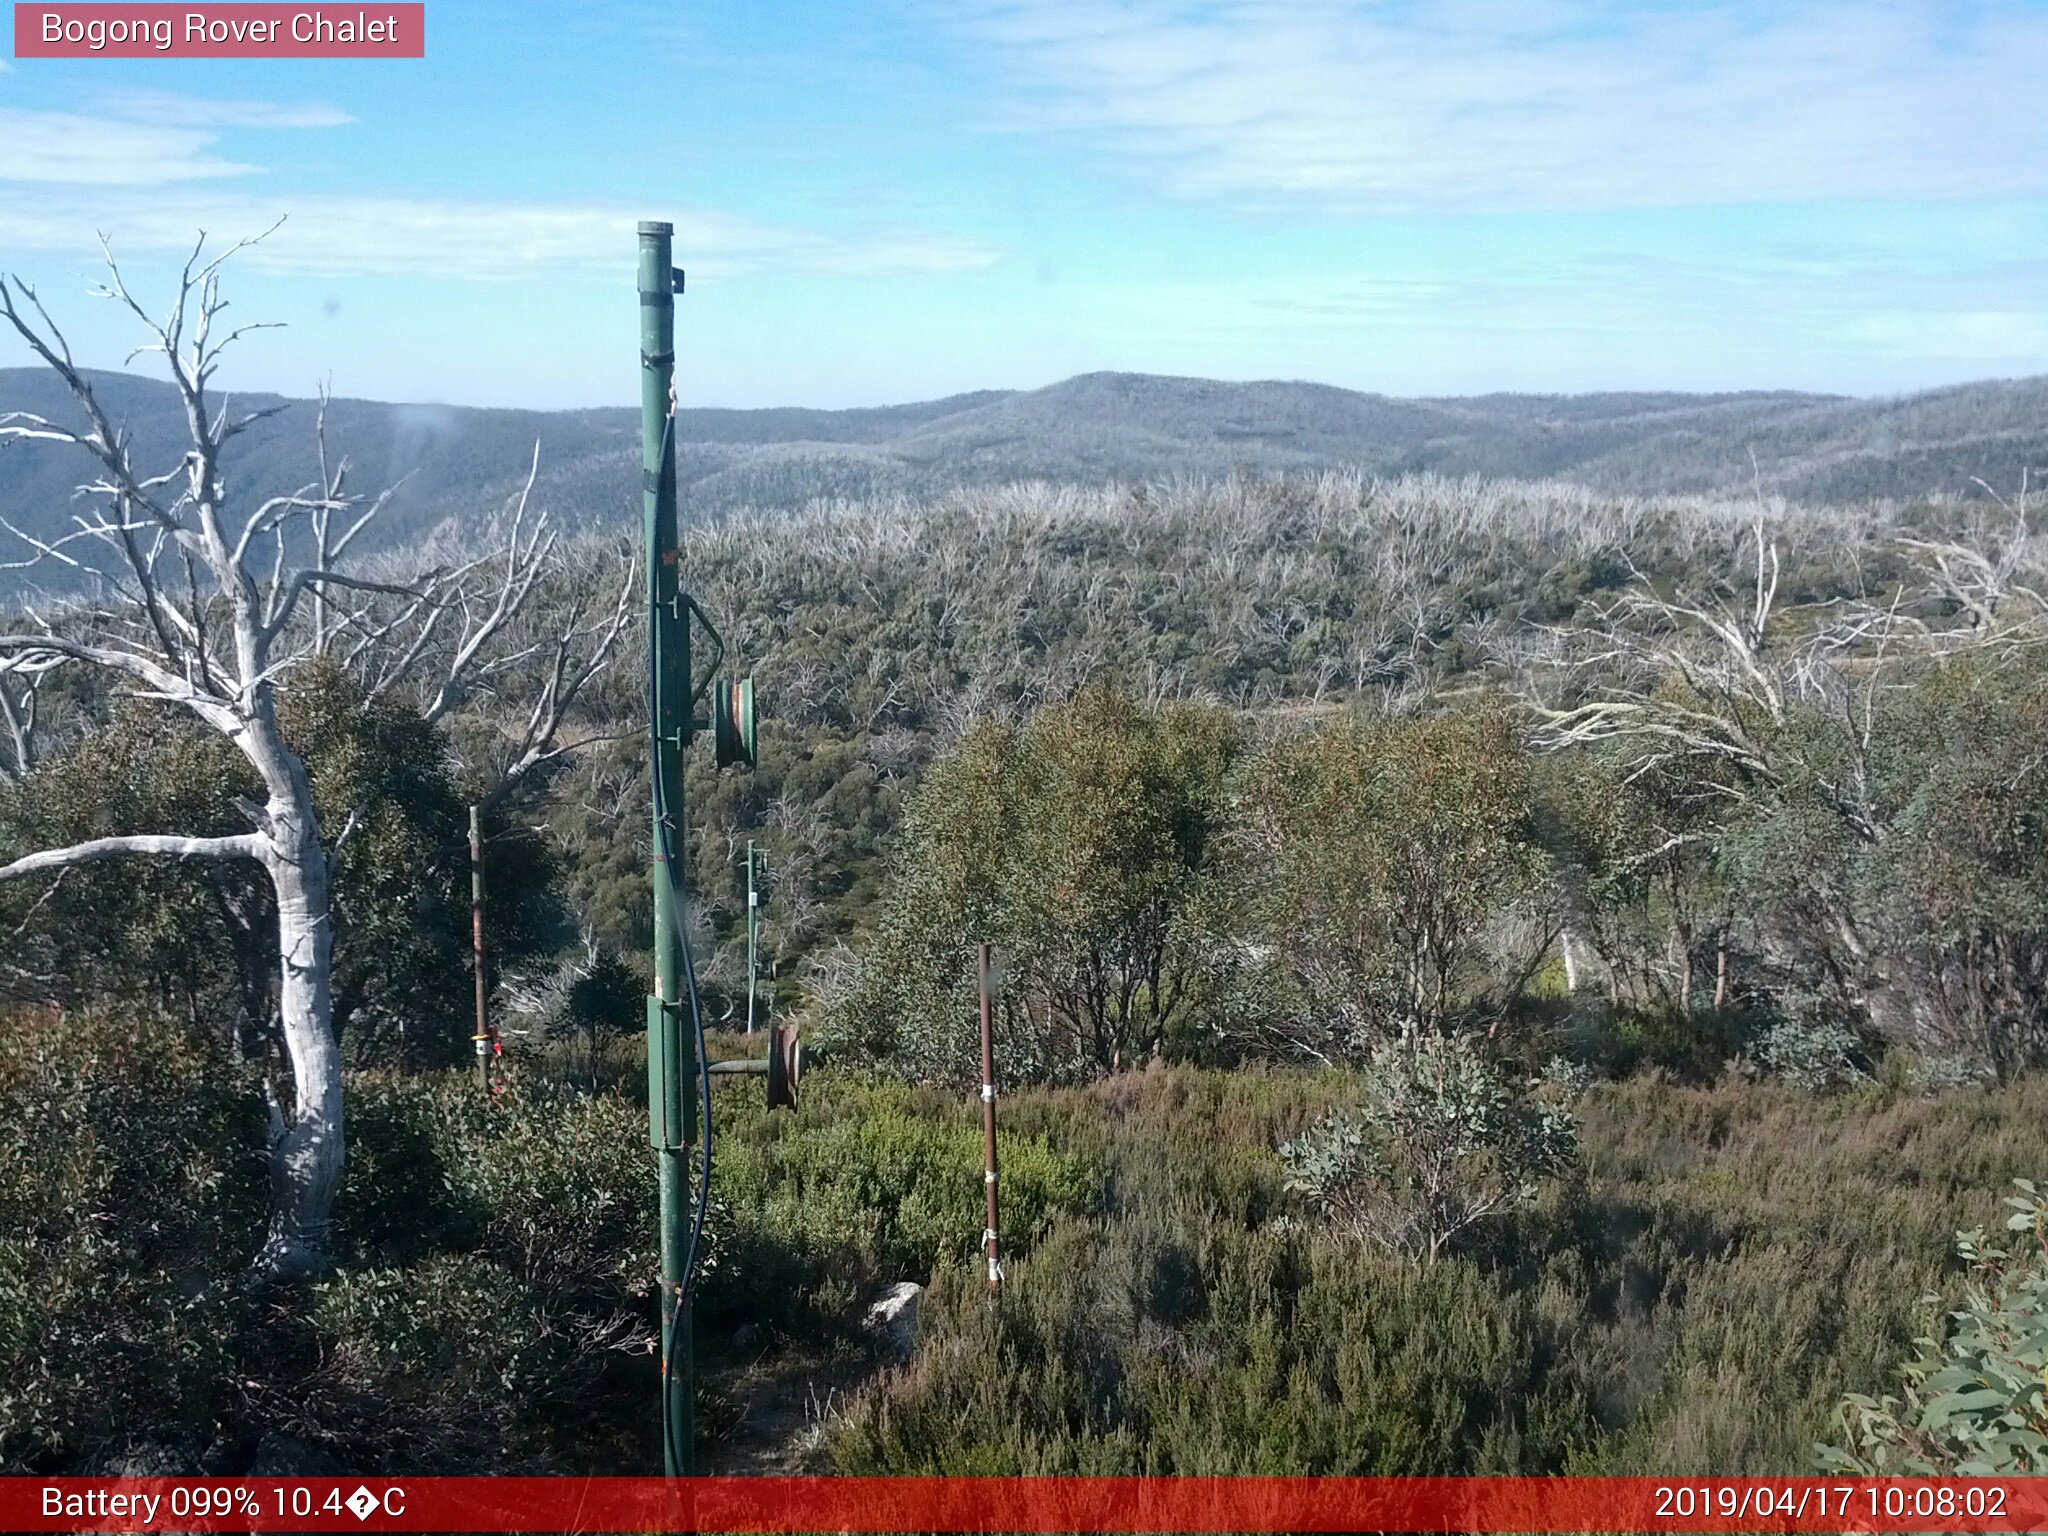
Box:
[0,831,264,883]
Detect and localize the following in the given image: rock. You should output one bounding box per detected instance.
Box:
[863,1280,922,1361]
[248,1433,344,1476]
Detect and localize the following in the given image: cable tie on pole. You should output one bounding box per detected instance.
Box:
[980,1083,996,1102]
[641,349,675,370]
[984,1170,998,1185]
[981,1227,997,1246]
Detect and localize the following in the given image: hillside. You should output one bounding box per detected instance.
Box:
[2,366,2044,594]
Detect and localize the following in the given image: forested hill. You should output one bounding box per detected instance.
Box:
[3,366,2044,590]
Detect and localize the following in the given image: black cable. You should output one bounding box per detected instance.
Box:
[648,565,715,1474]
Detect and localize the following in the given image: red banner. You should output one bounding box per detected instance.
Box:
[12,4,424,57]
[5,1476,2047,1533]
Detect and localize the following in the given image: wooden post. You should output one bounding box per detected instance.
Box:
[979,943,1001,1300]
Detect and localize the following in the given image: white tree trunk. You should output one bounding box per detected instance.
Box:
[245,712,344,1281]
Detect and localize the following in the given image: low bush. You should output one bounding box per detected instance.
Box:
[835,1065,2048,1475]
[1822,1180,2048,1474]
[1279,1035,1578,1262]
[707,1076,1107,1337]
[0,1007,265,1472]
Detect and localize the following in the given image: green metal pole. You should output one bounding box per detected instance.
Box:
[639,220,695,1477]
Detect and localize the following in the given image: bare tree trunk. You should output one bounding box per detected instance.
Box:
[257,761,342,1278]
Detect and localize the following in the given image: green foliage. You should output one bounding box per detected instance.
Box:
[0,1007,265,1471]
[1750,1015,1866,1091]
[1822,1180,2048,1475]
[706,1076,1106,1337]
[1720,660,2048,1077]
[1234,709,1546,1051]
[0,663,561,1067]
[1538,744,1737,1021]
[835,1220,1561,1475]
[316,1072,657,1467]
[0,707,268,1031]
[836,1064,2048,1476]
[282,662,563,1066]
[1281,1036,1578,1262]
[833,687,1239,1084]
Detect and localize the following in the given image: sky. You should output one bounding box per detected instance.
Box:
[2,0,2047,408]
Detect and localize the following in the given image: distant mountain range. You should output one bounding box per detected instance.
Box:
[3,367,2044,592]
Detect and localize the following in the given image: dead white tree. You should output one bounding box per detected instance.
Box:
[0,234,631,1279]
[1518,500,2048,1045]
[1893,473,2048,655]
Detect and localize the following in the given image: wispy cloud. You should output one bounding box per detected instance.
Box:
[937,0,2048,211]
[97,90,356,130]
[0,95,349,185]
[0,107,256,184]
[0,188,1001,280]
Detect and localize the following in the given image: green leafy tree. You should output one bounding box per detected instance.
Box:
[1718,660,2048,1079]
[1539,743,1739,1018]
[0,663,562,1069]
[833,686,1239,1084]
[1233,710,1548,1055]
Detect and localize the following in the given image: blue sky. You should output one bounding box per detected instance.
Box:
[3,0,2047,408]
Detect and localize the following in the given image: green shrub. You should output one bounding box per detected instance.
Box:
[311,1072,661,1468]
[0,1007,264,1471]
[833,1215,1569,1475]
[706,1076,1105,1337]
[303,1251,644,1469]
[1821,1180,2048,1474]
[337,1071,656,1296]
[836,1065,2048,1476]
[1280,1036,1577,1262]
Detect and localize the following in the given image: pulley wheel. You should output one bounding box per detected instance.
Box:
[766,1022,801,1111]
[714,675,757,769]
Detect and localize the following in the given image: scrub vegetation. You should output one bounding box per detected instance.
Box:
[5,270,2048,1475]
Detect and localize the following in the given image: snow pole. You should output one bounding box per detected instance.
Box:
[745,840,760,1034]
[469,804,490,1092]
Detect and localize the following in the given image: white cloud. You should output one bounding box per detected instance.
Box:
[937,0,2048,210]
[98,90,355,130]
[0,96,349,185]
[0,108,255,184]
[0,188,1001,281]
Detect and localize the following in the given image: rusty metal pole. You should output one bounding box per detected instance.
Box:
[979,942,1001,1300]
[469,804,489,1092]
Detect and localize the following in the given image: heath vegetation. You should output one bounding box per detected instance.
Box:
[4,259,2047,1474]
